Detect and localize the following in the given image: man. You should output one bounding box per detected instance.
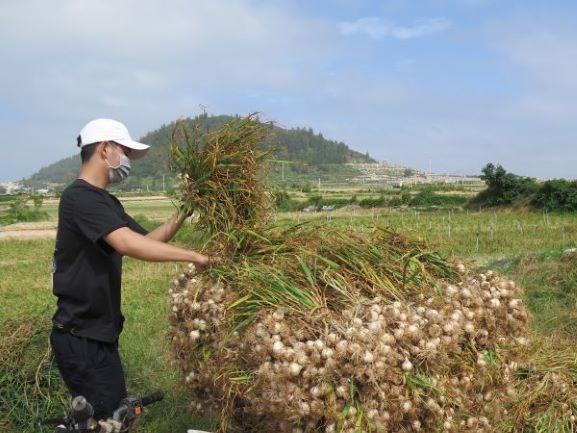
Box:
[50,118,214,424]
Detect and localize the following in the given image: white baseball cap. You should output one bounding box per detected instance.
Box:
[77,118,150,160]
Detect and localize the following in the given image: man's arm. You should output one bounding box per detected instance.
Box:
[145,213,187,243]
[104,227,211,269]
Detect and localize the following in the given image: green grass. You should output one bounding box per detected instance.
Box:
[275,208,577,262]
[2,205,577,432]
[489,248,577,337]
[0,239,214,433]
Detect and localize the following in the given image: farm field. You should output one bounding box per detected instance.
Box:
[276,207,577,261]
[1,197,577,432]
[41,195,178,222]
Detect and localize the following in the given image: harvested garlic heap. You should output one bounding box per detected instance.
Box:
[168,262,535,433]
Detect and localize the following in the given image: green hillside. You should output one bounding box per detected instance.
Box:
[26,114,375,190]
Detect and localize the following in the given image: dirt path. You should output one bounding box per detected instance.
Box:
[0,222,57,240]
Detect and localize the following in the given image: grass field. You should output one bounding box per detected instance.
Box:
[0,237,214,432]
[277,207,577,260]
[40,196,178,223]
[1,199,577,432]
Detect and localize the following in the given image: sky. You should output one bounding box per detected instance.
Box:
[1,0,577,181]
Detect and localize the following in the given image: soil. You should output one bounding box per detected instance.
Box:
[0,222,57,240]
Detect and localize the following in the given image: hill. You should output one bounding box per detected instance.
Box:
[26,114,376,190]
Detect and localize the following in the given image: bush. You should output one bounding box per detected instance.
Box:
[358,195,386,208]
[468,163,538,209]
[386,190,411,207]
[273,189,301,212]
[532,179,577,211]
[300,195,350,211]
[0,195,48,225]
[388,196,402,207]
[410,187,467,207]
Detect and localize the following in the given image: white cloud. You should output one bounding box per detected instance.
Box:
[1,1,576,180]
[0,2,334,121]
[0,0,328,91]
[502,31,577,92]
[0,0,342,180]
[339,17,451,40]
[488,17,577,124]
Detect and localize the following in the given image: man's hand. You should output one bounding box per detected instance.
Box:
[192,254,222,272]
[105,227,211,264]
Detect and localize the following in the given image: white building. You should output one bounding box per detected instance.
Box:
[0,181,22,194]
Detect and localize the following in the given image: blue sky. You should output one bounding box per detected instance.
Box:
[1,0,577,181]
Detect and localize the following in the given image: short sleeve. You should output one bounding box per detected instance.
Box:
[72,190,128,243]
[125,213,149,236]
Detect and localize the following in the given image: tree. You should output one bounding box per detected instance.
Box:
[476,163,537,206]
[403,168,416,177]
[532,179,577,211]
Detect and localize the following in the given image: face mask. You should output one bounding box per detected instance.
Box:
[105,146,131,184]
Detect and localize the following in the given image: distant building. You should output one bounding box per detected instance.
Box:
[0,181,22,194]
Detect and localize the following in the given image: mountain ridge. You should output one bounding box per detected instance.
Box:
[26,114,376,188]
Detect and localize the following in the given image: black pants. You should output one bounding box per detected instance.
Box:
[50,329,127,421]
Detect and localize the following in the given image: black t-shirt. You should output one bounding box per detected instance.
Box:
[52,179,149,343]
